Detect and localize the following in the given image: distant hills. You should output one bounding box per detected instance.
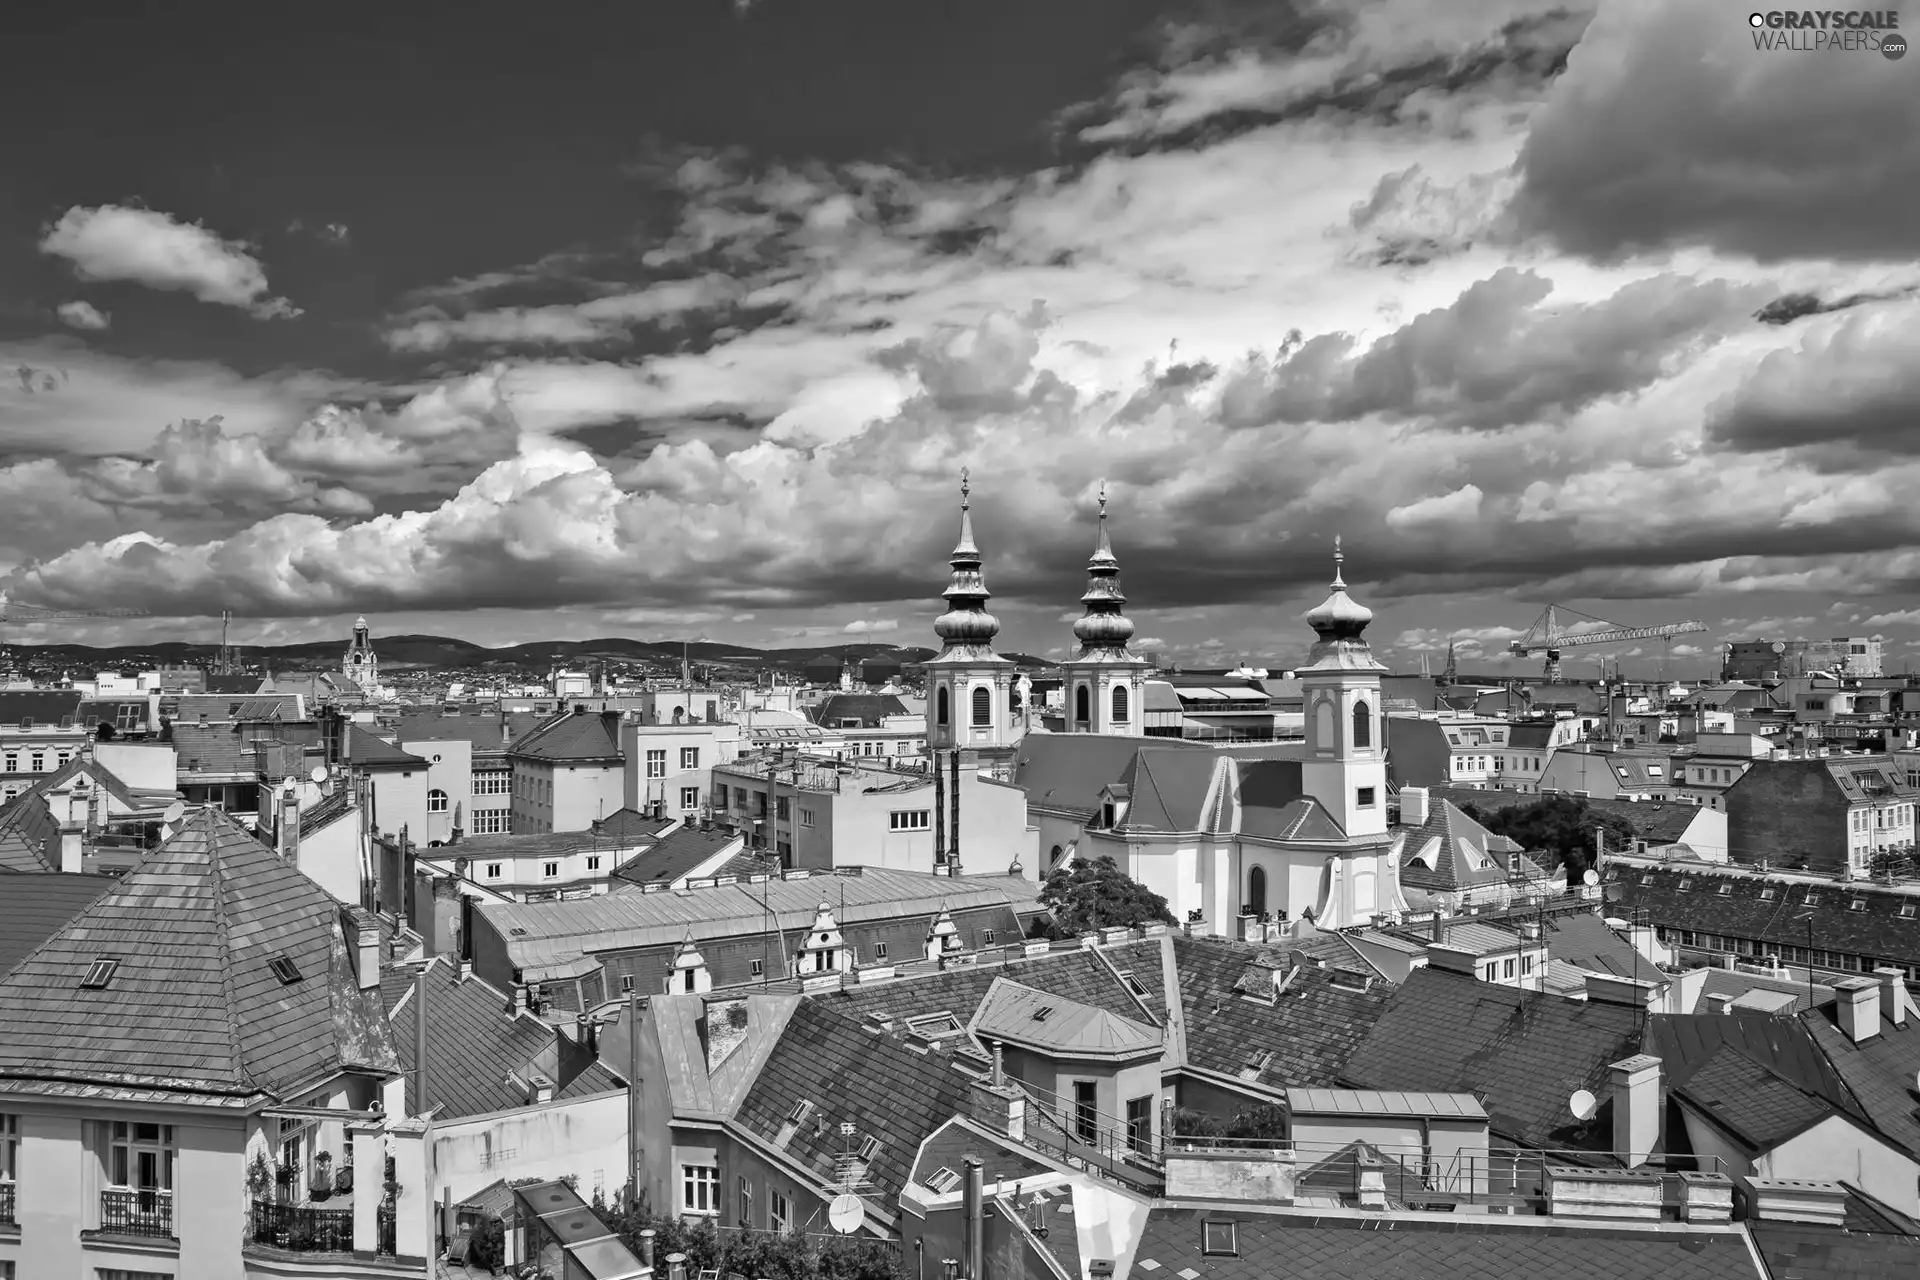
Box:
[0,635,1054,673]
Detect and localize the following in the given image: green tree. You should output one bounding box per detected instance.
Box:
[597,1209,904,1280]
[1458,795,1637,879]
[1039,855,1177,934]
[1170,1104,1288,1142]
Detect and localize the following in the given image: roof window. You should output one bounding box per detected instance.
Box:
[1849,899,1867,913]
[1677,879,1693,892]
[1804,892,1820,906]
[1900,902,1916,919]
[268,954,304,985]
[788,1099,815,1126]
[1759,887,1776,901]
[80,958,119,989]
[1716,884,1732,896]
[924,1166,962,1195]
[1032,1006,1056,1023]
[1201,1220,1239,1257]
[856,1135,881,1163]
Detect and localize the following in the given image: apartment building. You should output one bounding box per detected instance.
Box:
[0,691,149,804]
[1724,753,1919,877]
[620,718,741,818]
[509,709,625,834]
[424,808,673,901]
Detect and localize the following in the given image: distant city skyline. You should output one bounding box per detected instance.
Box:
[1,1,1916,672]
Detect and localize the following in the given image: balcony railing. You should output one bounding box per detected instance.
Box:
[0,1180,14,1225]
[99,1187,173,1238]
[251,1198,355,1253]
[378,1203,396,1256]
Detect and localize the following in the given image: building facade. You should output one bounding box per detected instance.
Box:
[342,616,380,696]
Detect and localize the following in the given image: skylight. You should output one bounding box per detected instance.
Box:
[268,954,303,985]
[1201,1221,1239,1257]
[1760,888,1777,901]
[924,1167,962,1195]
[856,1135,881,1162]
[788,1100,816,1126]
[80,958,119,989]
[1032,1006,1056,1023]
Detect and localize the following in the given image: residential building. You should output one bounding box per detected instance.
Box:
[509,709,625,834]
[711,752,1034,876]
[1059,488,1151,738]
[1393,787,1559,916]
[1384,714,1515,790]
[0,691,149,804]
[620,717,741,818]
[0,749,180,877]
[1725,636,1883,680]
[1537,743,1686,800]
[343,724,434,844]
[0,807,434,1280]
[923,474,1021,770]
[610,821,763,892]
[805,693,926,759]
[258,774,370,905]
[423,808,674,901]
[1723,753,1919,877]
[389,712,546,838]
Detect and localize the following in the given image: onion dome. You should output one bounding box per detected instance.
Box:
[1304,536,1374,641]
[1072,482,1139,656]
[933,469,1003,651]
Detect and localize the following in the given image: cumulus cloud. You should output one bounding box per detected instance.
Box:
[841,619,900,634]
[56,301,110,331]
[40,205,300,319]
[1511,0,1920,262]
[1386,484,1484,527]
[384,276,742,352]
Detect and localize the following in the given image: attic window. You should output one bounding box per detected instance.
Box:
[1121,970,1151,998]
[1677,879,1693,892]
[1032,1006,1056,1023]
[1201,1220,1239,1257]
[1716,884,1733,897]
[788,1100,816,1126]
[1849,899,1867,912]
[1804,892,1820,906]
[856,1135,881,1163]
[1901,902,1917,919]
[268,955,304,985]
[1241,1050,1273,1076]
[1759,887,1777,901]
[80,958,119,989]
[924,1166,962,1195]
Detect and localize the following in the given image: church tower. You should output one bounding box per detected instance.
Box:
[1297,538,1388,841]
[1061,484,1150,736]
[923,470,1016,763]
[342,616,379,695]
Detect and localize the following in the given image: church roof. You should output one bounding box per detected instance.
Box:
[969,976,1162,1059]
[346,725,429,768]
[1241,796,1349,843]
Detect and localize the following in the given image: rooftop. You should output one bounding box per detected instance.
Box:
[509,710,623,763]
[0,871,119,977]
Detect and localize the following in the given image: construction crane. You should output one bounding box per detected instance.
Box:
[0,591,153,667]
[1509,604,1708,681]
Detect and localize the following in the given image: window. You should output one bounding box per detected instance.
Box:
[486,863,503,879]
[109,1121,175,1201]
[1075,685,1090,723]
[799,807,815,828]
[1126,1095,1153,1155]
[769,1187,791,1234]
[1502,958,1515,979]
[267,955,303,985]
[1901,902,1917,919]
[472,810,509,835]
[776,796,790,821]
[81,958,120,989]
[874,942,889,961]
[543,862,559,879]
[2,755,14,773]
[1111,685,1129,723]
[680,786,701,811]
[739,1176,753,1228]
[1850,899,1866,912]
[970,685,993,727]
[1357,786,1376,808]
[646,750,667,779]
[428,789,449,813]
[1352,700,1371,749]
[1483,964,1497,981]
[587,856,601,872]
[1717,884,1733,897]
[750,958,765,977]
[1073,1082,1098,1143]
[1201,1220,1239,1257]
[889,809,931,831]
[473,772,510,795]
[29,754,42,773]
[1,1111,16,1183]
[681,1164,719,1215]
[982,930,996,945]
[1759,887,1776,901]
[681,747,700,771]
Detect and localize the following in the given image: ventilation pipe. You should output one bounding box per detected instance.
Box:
[963,1158,985,1280]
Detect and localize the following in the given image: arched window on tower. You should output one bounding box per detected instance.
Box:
[1112,684,1130,723]
[971,686,992,726]
[936,687,950,726]
[1352,700,1372,749]
[1075,685,1090,723]
[1247,865,1267,918]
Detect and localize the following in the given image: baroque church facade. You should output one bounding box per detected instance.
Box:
[937,472,1412,931]
[342,616,380,696]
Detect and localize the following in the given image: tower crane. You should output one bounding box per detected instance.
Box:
[0,591,153,667]
[1508,604,1708,681]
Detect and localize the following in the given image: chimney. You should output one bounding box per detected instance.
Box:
[1609,1054,1661,1168]
[1424,944,1479,976]
[1875,967,1918,1026]
[1832,976,1882,1044]
[1429,914,1447,943]
[968,1044,1028,1143]
[354,912,381,993]
[1518,921,1542,942]
[963,1158,985,1280]
[1399,786,1429,827]
[527,1074,555,1105]
[1584,973,1660,1008]
[948,749,961,876]
[1705,992,1733,1016]
[413,964,431,1117]
[934,758,947,866]
[636,1230,656,1270]
[664,1252,688,1280]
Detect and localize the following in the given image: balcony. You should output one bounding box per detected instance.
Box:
[0,1180,13,1226]
[251,1199,357,1253]
[99,1187,174,1238]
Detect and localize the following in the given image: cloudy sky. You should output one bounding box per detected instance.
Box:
[3,0,1917,674]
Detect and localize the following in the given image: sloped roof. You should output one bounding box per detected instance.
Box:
[1800,1001,1920,1160]
[0,806,399,1101]
[807,693,911,728]
[1648,1010,1860,1117]
[1542,913,1647,978]
[1605,865,1920,970]
[0,871,118,977]
[0,755,147,871]
[969,977,1160,1058]
[346,725,429,768]
[1115,750,1221,832]
[1240,795,1347,843]
[171,722,264,777]
[1341,967,1644,1153]
[1398,799,1522,891]
[610,824,747,888]
[0,690,84,723]
[1013,734,1208,817]
[393,712,547,755]
[509,710,623,762]
[1675,1043,1833,1150]
[818,946,1156,1031]
[1749,1219,1920,1280]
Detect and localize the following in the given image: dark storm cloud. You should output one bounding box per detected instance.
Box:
[1706,304,1920,462]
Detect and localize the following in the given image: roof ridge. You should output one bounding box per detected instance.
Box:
[203,809,259,1094]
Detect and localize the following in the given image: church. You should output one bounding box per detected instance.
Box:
[926,474,1411,932]
[342,616,381,697]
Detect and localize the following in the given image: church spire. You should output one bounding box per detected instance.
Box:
[1302,535,1383,669]
[1073,481,1137,657]
[932,468,1001,656]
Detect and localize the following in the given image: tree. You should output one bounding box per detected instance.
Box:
[1170,1104,1288,1142]
[1457,795,1637,880]
[599,1208,904,1280]
[1039,855,1176,934]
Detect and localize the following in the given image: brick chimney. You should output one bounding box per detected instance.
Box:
[1399,786,1429,827]
[1609,1055,1662,1168]
[1832,976,1881,1044]
[1875,967,1918,1026]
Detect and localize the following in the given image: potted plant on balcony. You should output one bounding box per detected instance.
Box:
[334,1161,354,1196]
[310,1150,334,1202]
[246,1151,275,1204]
[275,1160,297,1205]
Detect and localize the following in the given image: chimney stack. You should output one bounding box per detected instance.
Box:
[1875,967,1917,1026]
[1833,976,1882,1044]
[1705,992,1733,1016]
[1609,1055,1661,1168]
[963,1158,985,1280]
[354,911,381,993]
[1399,786,1429,827]
[1429,914,1447,944]
[413,964,431,1117]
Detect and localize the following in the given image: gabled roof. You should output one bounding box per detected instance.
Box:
[1341,967,1644,1153]
[0,871,118,977]
[1239,795,1347,843]
[1648,1009,1860,1117]
[0,755,145,871]
[610,824,748,889]
[1114,750,1222,832]
[1013,734,1209,817]
[509,710,624,762]
[1674,1043,1834,1151]
[969,977,1161,1058]
[345,725,429,768]
[628,992,801,1120]
[1398,799,1522,891]
[806,693,911,728]
[0,806,399,1102]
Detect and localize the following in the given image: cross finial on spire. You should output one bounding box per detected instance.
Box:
[960,467,971,510]
[1098,479,1108,519]
[1332,535,1347,589]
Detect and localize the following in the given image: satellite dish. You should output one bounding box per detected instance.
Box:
[1569,1089,1598,1122]
[161,800,186,824]
[1583,869,1599,886]
[827,1193,863,1234]
[310,764,328,784]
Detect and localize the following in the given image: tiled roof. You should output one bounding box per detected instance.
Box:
[0,871,117,977]
[732,998,976,1214]
[1648,1010,1859,1118]
[509,711,623,762]
[907,1117,1056,1195]
[610,824,747,888]
[171,722,264,777]
[1676,1044,1833,1150]
[0,755,148,872]
[1117,751,1224,832]
[1132,1206,1762,1280]
[384,957,616,1120]
[0,690,84,723]
[454,810,673,861]
[1541,913,1646,978]
[167,693,303,722]
[1013,734,1209,817]
[1240,796,1346,843]
[807,694,911,728]
[1398,799,1523,891]
[1432,787,1704,845]
[1341,967,1644,1152]
[1694,968,1836,1015]
[1749,1220,1920,1279]
[1173,934,1389,1093]
[346,725,429,768]
[0,806,399,1099]
[818,946,1155,1032]
[970,977,1161,1057]
[1801,1002,1920,1160]
[1604,865,1920,969]
[392,712,546,757]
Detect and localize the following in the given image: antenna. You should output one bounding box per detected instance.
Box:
[1568,1089,1597,1122]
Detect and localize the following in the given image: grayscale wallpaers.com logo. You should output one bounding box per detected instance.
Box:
[1748,10,1907,57]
